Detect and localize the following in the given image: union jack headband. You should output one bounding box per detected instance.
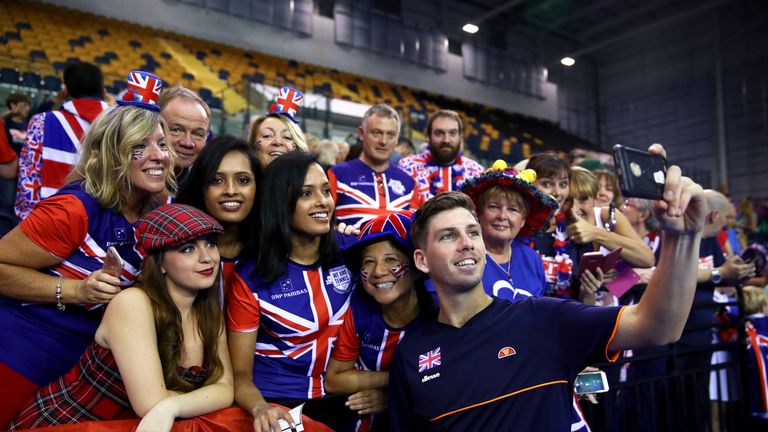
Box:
[268,86,303,124]
[116,70,163,112]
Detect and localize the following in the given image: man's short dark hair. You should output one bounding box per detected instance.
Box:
[411,191,476,250]
[426,109,464,138]
[5,92,31,109]
[63,62,104,99]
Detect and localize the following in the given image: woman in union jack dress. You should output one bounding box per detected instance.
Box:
[0,71,173,428]
[228,152,351,431]
[325,212,436,432]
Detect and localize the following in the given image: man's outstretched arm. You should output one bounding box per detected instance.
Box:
[610,144,706,351]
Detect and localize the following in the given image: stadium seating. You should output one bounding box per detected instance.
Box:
[0,0,595,162]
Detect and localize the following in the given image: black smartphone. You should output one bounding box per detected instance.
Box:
[613,144,667,200]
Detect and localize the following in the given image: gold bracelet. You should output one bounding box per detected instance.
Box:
[55,275,65,311]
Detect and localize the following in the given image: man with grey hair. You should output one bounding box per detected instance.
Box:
[329,104,423,227]
[158,85,211,184]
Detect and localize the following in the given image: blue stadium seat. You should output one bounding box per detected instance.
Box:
[42,75,62,91]
[198,87,213,101]
[182,72,195,81]
[16,22,31,31]
[112,80,127,92]
[208,96,223,110]
[129,40,142,49]
[0,68,20,85]
[21,71,41,88]
[218,69,229,80]
[29,50,46,60]
[97,28,109,37]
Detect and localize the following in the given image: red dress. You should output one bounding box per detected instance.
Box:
[10,342,208,430]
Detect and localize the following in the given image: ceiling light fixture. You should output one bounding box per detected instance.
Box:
[560,56,575,67]
[462,23,479,34]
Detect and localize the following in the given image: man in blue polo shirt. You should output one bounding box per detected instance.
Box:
[388,145,706,431]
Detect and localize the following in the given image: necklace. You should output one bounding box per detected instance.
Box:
[505,245,514,284]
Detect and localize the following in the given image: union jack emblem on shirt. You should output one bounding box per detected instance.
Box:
[418,347,442,372]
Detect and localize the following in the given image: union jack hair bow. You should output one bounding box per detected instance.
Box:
[116,70,163,112]
[268,86,304,123]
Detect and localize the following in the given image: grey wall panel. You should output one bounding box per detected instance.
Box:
[293,0,313,36]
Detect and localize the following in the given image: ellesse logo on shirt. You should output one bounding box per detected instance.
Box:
[497,346,517,359]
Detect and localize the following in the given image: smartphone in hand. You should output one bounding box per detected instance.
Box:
[102,246,124,278]
[613,144,667,200]
[575,370,609,394]
[576,248,622,278]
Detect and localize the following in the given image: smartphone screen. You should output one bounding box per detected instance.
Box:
[575,371,609,394]
[103,246,124,278]
[613,145,667,200]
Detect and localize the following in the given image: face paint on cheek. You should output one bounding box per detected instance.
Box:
[360,269,369,284]
[391,262,411,279]
[132,147,145,160]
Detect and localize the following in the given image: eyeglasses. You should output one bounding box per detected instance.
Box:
[621,200,637,209]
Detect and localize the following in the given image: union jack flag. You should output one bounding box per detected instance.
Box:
[390,262,410,278]
[124,71,162,107]
[418,347,441,372]
[329,167,418,228]
[747,322,768,412]
[271,86,303,119]
[358,211,412,241]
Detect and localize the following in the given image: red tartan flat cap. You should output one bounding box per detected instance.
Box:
[136,204,223,253]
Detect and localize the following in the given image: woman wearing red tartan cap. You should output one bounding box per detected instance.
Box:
[11,204,233,430]
[0,71,173,427]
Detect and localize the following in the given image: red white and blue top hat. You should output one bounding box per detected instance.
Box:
[341,211,414,272]
[268,86,304,124]
[116,70,163,112]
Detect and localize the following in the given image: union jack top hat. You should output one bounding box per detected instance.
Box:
[116,70,163,112]
[341,211,414,272]
[268,86,304,124]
